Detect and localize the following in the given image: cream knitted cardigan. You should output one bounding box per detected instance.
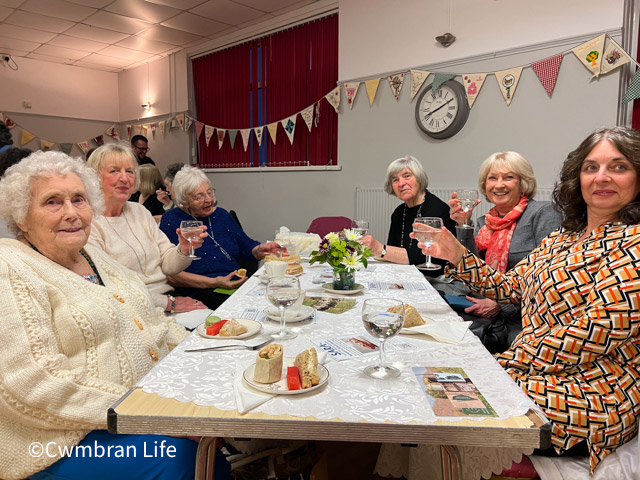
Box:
[0,239,188,480]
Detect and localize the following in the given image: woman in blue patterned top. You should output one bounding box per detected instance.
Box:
[160,165,280,309]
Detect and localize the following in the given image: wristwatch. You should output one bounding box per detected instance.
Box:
[380,244,387,258]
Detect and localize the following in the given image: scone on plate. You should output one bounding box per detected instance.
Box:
[264,254,301,264]
[294,347,319,389]
[219,319,248,336]
[286,263,303,275]
[388,304,426,328]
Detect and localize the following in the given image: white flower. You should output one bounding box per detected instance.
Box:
[325,232,340,246]
[344,229,360,241]
[341,251,363,271]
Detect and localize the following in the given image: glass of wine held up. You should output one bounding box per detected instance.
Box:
[362,298,405,379]
[179,220,204,260]
[413,216,443,271]
[352,219,369,236]
[266,275,301,340]
[457,189,479,229]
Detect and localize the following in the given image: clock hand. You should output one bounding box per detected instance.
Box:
[425,98,454,118]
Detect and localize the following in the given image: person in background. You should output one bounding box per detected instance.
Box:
[131,134,155,165]
[87,144,207,314]
[129,163,167,220]
[415,126,640,474]
[0,120,13,154]
[157,162,185,211]
[360,155,456,275]
[0,151,231,480]
[0,147,31,238]
[160,165,281,309]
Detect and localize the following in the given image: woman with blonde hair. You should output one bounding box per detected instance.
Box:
[130,163,166,219]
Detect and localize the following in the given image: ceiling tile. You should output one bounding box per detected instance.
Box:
[0,24,58,43]
[116,35,175,54]
[0,47,28,57]
[137,24,203,45]
[4,10,76,33]
[26,52,75,64]
[81,52,132,67]
[19,0,97,22]
[0,0,23,7]
[146,0,206,9]
[64,0,116,7]
[64,24,130,43]
[48,34,109,52]
[82,11,150,34]
[161,12,228,36]
[190,0,264,25]
[0,35,42,52]
[0,6,12,21]
[105,0,183,23]
[73,59,121,71]
[233,0,306,14]
[100,45,155,61]
[34,44,90,60]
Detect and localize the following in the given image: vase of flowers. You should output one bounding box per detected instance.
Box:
[309,229,371,290]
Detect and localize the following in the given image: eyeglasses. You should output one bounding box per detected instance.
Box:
[190,189,215,203]
[133,145,150,152]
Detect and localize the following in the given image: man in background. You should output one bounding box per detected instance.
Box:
[131,134,155,165]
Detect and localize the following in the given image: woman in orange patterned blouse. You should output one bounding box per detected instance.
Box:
[415,127,640,473]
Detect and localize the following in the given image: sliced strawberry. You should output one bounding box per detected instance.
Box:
[287,366,301,390]
[206,320,228,336]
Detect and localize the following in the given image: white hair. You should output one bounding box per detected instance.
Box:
[172,165,212,208]
[0,150,105,235]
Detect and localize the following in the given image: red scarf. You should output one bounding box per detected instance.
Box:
[475,196,528,272]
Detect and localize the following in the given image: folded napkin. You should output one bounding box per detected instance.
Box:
[403,321,472,344]
[172,309,214,330]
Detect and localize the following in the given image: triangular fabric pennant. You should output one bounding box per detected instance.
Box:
[21,129,35,145]
[158,121,166,137]
[185,116,193,131]
[387,73,405,101]
[105,124,119,140]
[572,33,606,77]
[410,70,430,101]
[59,143,73,155]
[142,125,148,137]
[601,38,632,75]
[461,73,488,108]
[254,126,265,146]
[228,129,238,148]
[204,125,214,146]
[364,78,381,105]
[4,116,16,129]
[325,86,340,113]
[281,115,297,144]
[216,128,226,149]
[622,67,640,104]
[40,139,55,151]
[301,105,314,132]
[150,123,157,140]
[344,82,360,109]
[133,125,142,135]
[196,121,204,139]
[77,141,90,155]
[495,67,523,106]
[531,54,563,97]
[170,118,178,129]
[432,73,456,94]
[176,113,185,131]
[126,125,131,139]
[240,129,251,151]
[267,122,278,145]
[92,135,104,146]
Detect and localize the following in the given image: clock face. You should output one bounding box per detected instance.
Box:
[415,80,470,139]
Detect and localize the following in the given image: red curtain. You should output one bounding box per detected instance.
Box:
[192,15,338,168]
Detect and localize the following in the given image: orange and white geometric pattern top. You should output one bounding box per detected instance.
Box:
[451,223,640,474]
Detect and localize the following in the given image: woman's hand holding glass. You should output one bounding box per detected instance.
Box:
[449,191,481,228]
[410,221,466,267]
[177,222,207,258]
[413,217,443,271]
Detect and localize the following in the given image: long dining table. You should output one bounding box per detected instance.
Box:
[108,260,550,479]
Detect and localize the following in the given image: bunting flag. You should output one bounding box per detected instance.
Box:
[142,125,148,137]
[151,123,157,139]
[325,86,340,113]
[240,129,251,151]
[601,38,632,75]
[77,141,90,155]
[281,114,297,144]
[410,70,430,101]
[254,126,265,146]
[387,73,404,101]
[185,116,193,131]
[462,73,487,108]
[531,54,563,97]
[432,73,455,94]
[216,128,226,149]
[105,124,119,140]
[195,121,204,139]
[159,121,166,138]
[204,125,214,146]
[572,33,606,77]
[59,143,73,155]
[267,122,278,145]
[40,139,55,151]
[126,125,131,138]
[314,101,320,127]
[301,105,314,132]
[92,135,104,146]
[21,129,36,145]
[622,67,640,104]
[170,118,178,129]
[4,116,16,129]
[228,129,238,148]
[176,113,185,131]
[365,78,381,105]
[495,67,523,106]
[344,82,360,109]
[133,125,142,135]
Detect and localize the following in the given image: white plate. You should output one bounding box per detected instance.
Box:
[196,318,262,339]
[264,305,314,323]
[321,283,365,295]
[243,359,329,395]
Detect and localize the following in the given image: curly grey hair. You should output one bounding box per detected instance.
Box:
[383,155,429,196]
[0,150,104,236]
[172,165,212,209]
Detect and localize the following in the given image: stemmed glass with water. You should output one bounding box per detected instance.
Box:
[362,298,405,379]
[352,220,369,236]
[274,230,293,258]
[413,217,443,271]
[457,189,479,229]
[179,220,204,259]
[266,275,301,340]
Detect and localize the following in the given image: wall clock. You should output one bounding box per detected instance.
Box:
[415,79,470,139]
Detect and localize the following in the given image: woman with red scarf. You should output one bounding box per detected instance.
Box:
[447,152,561,349]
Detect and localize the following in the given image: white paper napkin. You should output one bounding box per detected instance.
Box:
[403,321,472,344]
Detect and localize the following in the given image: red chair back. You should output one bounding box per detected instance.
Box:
[306,216,353,238]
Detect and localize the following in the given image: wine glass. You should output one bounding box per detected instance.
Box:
[457,189,479,229]
[266,275,301,340]
[274,230,291,258]
[179,220,204,259]
[362,298,404,379]
[352,219,369,236]
[413,217,443,271]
